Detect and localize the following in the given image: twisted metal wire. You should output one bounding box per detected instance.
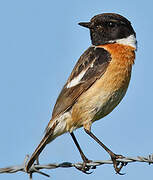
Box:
[0,154,153,179]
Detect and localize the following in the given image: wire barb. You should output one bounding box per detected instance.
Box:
[0,154,153,179]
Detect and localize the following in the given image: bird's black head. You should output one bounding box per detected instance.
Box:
[79,13,136,46]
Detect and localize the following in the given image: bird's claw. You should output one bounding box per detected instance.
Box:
[111,154,127,175]
[75,161,95,174]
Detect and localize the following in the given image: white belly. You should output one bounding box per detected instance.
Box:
[92,87,128,122]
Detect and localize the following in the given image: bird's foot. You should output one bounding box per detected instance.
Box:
[111,154,127,175]
[75,159,96,174]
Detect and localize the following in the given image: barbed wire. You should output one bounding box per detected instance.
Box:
[0,154,153,179]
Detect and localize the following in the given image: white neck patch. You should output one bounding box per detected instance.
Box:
[110,34,137,49]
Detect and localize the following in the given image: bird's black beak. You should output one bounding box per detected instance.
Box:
[78,22,91,29]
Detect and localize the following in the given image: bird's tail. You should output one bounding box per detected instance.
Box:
[25,129,54,172]
[26,116,68,172]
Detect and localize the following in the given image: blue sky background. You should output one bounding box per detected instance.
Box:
[0,0,153,180]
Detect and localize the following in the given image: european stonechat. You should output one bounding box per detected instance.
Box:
[26,13,137,174]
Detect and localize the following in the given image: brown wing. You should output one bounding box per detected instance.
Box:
[52,46,111,119]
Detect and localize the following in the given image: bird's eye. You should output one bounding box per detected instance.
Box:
[107,22,116,28]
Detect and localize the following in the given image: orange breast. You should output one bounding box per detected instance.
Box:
[97,44,135,91]
[66,44,135,132]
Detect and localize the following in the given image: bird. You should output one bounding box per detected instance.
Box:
[26,13,137,174]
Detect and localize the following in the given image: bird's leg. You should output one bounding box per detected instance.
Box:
[70,132,89,163]
[70,132,95,174]
[84,128,126,174]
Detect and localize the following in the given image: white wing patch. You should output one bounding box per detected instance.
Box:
[67,70,86,88]
[66,62,95,88]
